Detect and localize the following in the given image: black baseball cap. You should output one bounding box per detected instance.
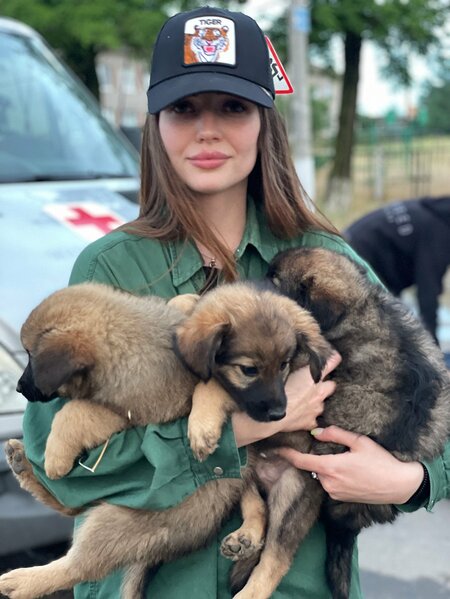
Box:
[147,6,275,114]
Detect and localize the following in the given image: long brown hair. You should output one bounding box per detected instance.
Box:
[122,106,338,281]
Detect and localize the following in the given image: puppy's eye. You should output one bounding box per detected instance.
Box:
[271,276,281,288]
[280,361,289,371]
[240,365,259,377]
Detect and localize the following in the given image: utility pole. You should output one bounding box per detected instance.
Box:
[288,0,315,201]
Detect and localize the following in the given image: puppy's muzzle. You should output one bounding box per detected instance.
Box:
[17,365,57,403]
[266,406,286,421]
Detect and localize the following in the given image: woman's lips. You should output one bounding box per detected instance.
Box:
[188,152,230,169]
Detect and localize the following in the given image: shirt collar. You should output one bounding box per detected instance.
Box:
[169,196,287,287]
[168,237,203,288]
[237,196,284,264]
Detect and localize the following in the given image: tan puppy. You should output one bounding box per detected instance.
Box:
[0,281,331,599]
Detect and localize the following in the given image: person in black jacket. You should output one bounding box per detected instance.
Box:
[344,196,450,346]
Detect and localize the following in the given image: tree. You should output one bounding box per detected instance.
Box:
[269,0,448,209]
[0,0,243,98]
[419,63,450,133]
[1,0,171,97]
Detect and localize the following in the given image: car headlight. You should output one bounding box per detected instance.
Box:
[0,346,26,414]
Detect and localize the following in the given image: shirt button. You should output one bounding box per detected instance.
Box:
[213,466,224,476]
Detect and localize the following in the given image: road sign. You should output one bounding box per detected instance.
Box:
[266,36,294,95]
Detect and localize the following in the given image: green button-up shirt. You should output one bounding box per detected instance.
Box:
[23,199,450,598]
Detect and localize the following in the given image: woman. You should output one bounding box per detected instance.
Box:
[22,6,450,598]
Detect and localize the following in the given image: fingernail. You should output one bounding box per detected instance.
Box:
[311,427,324,437]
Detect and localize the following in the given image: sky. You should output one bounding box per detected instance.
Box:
[244,0,447,118]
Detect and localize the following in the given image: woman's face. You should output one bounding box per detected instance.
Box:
[158,93,261,198]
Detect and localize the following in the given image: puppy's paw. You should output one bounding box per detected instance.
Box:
[167,294,200,315]
[187,420,220,462]
[44,451,75,480]
[0,568,38,599]
[5,439,31,477]
[44,440,76,480]
[221,530,264,562]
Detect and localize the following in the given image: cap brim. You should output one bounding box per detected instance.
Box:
[147,72,274,114]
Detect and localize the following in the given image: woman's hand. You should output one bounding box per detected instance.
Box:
[276,425,425,505]
[232,352,341,447]
[280,352,341,432]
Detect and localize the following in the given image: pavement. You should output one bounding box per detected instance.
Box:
[439,306,450,357]
[359,497,450,598]
[356,302,450,598]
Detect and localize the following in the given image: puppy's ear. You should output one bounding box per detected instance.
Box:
[286,274,346,333]
[33,332,95,396]
[295,332,332,383]
[307,297,346,332]
[174,314,229,381]
[278,298,333,383]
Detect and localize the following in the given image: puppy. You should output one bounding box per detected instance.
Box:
[174,282,332,460]
[177,249,450,599]
[240,247,449,599]
[174,282,334,598]
[0,281,331,599]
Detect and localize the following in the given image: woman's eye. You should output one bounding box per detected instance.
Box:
[240,365,259,377]
[223,99,247,114]
[280,361,289,371]
[170,100,195,114]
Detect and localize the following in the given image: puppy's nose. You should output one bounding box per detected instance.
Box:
[267,408,286,421]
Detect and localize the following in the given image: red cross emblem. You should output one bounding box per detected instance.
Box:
[44,202,125,241]
[65,207,120,234]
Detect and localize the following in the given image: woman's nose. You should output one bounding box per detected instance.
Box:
[196,110,221,141]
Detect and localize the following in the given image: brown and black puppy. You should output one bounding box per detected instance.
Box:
[239,247,450,599]
[174,282,335,598]
[0,281,331,599]
[174,282,332,461]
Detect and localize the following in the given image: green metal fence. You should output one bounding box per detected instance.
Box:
[315,133,450,207]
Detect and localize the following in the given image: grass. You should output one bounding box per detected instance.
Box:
[314,134,450,230]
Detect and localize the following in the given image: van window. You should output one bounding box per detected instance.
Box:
[0,30,139,183]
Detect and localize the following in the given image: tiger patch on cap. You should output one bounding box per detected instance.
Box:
[184,16,236,65]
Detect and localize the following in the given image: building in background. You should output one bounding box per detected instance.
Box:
[96,50,149,128]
